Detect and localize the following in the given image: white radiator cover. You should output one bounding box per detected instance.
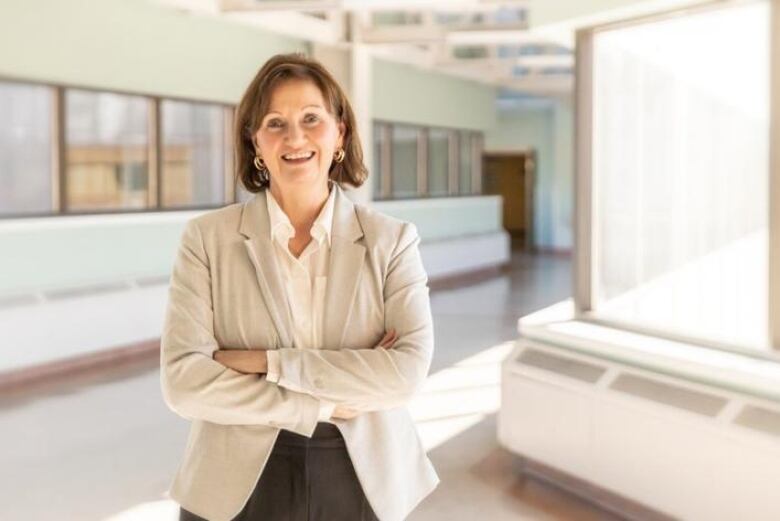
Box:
[498,340,780,521]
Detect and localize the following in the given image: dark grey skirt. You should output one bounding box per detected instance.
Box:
[179,422,380,521]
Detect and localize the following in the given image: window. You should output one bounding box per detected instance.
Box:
[373,121,384,199]
[586,0,770,350]
[391,125,418,198]
[428,128,449,196]
[0,82,53,216]
[372,122,482,200]
[459,131,473,194]
[161,100,225,208]
[65,89,149,211]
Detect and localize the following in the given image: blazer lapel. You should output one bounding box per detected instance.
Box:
[323,185,366,350]
[239,192,294,348]
[238,183,366,351]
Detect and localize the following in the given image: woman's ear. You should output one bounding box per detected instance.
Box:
[338,121,346,149]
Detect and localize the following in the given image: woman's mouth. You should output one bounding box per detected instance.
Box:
[281,151,315,164]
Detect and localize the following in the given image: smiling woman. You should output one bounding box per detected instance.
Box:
[234,53,367,196]
[254,79,344,199]
[161,52,438,521]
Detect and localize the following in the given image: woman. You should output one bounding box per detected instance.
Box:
[160,52,439,521]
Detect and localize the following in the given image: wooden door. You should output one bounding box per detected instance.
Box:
[482,151,535,250]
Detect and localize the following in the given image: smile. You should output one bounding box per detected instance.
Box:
[282,151,315,163]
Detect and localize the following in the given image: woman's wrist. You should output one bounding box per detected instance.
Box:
[253,350,268,374]
[213,348,269,374]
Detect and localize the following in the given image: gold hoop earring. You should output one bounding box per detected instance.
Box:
[253,156,269,183]
[334,148,345,163]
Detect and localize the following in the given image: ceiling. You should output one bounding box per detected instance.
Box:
[155,0,579,105]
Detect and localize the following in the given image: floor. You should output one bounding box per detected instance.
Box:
[0,250,624,520]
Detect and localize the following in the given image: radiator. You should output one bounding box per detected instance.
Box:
[498,340,780,520]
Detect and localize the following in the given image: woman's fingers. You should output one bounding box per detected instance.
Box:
[379,328,398,348]
[387,330,398,347]
[331,405,361,420]
[380,329,394,345]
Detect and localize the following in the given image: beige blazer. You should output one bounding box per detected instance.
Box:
[160,182,439,521]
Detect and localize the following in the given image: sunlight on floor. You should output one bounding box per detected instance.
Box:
[104,499,178,520]
[411,341,515,451]
[103,340,517,520]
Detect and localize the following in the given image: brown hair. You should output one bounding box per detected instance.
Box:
[234,52,368,193]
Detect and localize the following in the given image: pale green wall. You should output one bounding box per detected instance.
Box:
[484,100,574,250]
[0,0,308,103]
[552,99,574,248]
[0,196,503,296]
[0,215,191,295]
[372,58,497,131]
[374,196,503,242]
[0,0,505,296]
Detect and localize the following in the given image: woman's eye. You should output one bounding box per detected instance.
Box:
[265,115,318,129]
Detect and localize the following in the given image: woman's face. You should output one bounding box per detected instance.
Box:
[254,78,345,190]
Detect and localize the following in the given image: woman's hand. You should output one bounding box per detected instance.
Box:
[331,404,362,420]
[213,349,268,374]
[375,328,397,349]
[331,329,399,420]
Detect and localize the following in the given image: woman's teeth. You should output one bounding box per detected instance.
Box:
[282,152,315,163]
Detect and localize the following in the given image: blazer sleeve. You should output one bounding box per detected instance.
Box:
[272,221,434,411]
[159,218,322,437]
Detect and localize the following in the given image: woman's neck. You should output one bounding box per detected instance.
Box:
[269,181,331,233]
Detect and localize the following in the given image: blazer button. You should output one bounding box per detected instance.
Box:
[313,377,324,389]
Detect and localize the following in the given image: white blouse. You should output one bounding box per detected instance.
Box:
[264,182,337,423]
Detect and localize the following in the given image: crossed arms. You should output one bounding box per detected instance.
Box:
[159,218,434,438]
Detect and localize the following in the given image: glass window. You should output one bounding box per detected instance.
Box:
[65,89,149,211]
[0,82,52,216]
[459,131,472,195]
[391,125,418,198]
[161,100,225,208]
[373,122,383,199]
[428,128,449,196]
[591,1,769,349]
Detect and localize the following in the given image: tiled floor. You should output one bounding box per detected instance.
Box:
[0,250,623,520]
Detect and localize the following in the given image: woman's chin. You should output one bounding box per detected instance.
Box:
[278,169,326,185]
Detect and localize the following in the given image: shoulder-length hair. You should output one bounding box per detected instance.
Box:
[234,52,368,193]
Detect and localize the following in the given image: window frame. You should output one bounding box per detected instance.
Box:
[573,0,780,359]
[0,77,235,219]
[0,77,488,215]
[372,118,484,201]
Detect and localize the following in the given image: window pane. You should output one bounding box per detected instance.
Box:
[65,90,149,211]
[428,128,449,196]
[0,82,52,216]
[592,1,769,349]
[459,131,472,194]
[161,100,225,207]
[373,122,383,199]
[391,125,417,198]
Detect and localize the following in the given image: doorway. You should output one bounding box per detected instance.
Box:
[482,150,536,251]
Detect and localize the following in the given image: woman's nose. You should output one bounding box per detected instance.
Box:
[284,123,306,144]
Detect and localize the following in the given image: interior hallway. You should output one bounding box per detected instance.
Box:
[0,249,622,520]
